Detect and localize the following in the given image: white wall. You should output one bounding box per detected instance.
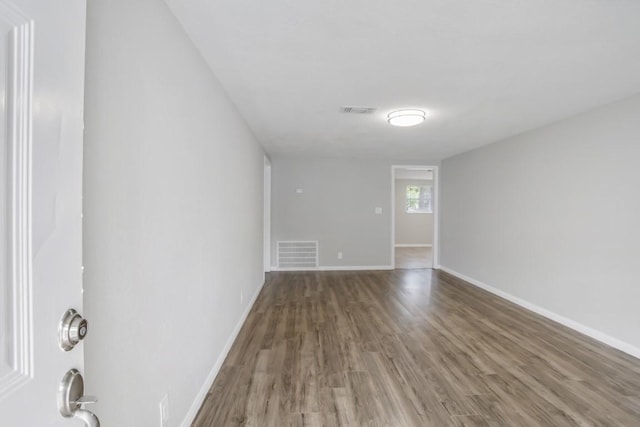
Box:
[83,1,266,426]
[441,93,640,353]
[271,157,437,268]
[394,179,434,245]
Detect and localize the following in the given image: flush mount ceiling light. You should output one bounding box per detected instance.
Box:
[387,109,426,127]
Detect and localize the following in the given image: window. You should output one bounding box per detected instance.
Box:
[406,185,432,213]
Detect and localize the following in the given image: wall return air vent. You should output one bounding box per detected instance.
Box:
[340,106,377,114]
[277,241,318,270]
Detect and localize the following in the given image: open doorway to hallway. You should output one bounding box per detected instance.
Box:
[396,246,433,269]
[392,165,438,269]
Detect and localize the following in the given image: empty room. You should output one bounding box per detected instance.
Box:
[2,0,640,426]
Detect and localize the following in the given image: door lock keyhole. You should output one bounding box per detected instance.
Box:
[59,309,89,351]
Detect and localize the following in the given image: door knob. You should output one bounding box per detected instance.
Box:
[59,309,88,351]
[58,369,100,427]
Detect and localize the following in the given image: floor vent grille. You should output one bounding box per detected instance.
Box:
[277,241,318,270]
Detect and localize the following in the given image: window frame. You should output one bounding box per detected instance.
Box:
[405,184,433,214]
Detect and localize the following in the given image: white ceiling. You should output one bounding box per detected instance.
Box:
[395,168,433,180]
[168,0,640,160]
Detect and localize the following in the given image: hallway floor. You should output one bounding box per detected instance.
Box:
[394,246,432,269]
[192,270,640,426]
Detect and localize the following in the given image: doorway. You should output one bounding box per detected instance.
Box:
[391,165,439,269]
[264,156,271,274]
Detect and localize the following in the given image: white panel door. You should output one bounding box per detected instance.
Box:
[0,0,88,425]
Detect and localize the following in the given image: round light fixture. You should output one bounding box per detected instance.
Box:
[387,109,426,127]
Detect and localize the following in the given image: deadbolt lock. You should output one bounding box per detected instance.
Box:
[59,309,88,351]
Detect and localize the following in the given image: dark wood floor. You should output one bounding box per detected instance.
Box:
[193,269,640,426]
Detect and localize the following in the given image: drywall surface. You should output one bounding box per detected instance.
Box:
[395,179,434,245]
[83,1,265,425]
[271,157,437,268]
[441,93,640,350]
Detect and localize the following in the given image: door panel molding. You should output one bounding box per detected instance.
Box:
[0,0,34,399]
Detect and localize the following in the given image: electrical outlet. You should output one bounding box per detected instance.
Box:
[337,251,343,259]
[160,394,169,427]
[240,291,244,305]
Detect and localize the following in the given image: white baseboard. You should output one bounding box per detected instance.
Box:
[270,265,393,272]
[438,266,640,360]
[180,280,266,427]
[394,244,432,248]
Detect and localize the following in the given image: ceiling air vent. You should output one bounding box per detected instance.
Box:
[340,106,377,114]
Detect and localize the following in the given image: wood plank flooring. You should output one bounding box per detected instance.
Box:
[192,269,640,426]
[395,247,433,269]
